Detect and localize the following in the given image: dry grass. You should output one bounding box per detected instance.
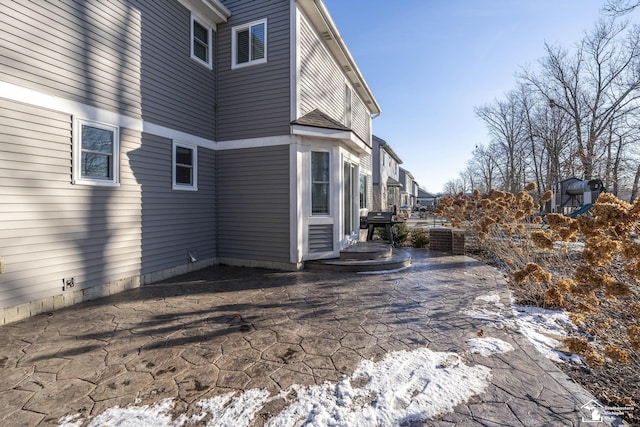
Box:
[437,187,640,423]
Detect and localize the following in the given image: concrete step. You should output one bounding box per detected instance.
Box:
[339,241,393,261]
[305,248,412,273]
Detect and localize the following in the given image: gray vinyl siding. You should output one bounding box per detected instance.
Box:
[298,12,372,145]
[216,145,290,262]
[0,98,139,309]
[309,224,333,253]
[129,133,216,274]
[299,14,344,123]
[216,0,291,141]
[0,0,216,139]
[0,98,216,310]
[351,93,371,146]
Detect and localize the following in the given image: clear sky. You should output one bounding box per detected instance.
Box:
[323,0,606,194]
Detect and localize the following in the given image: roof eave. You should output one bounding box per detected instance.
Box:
[178,0,231,25]
[291,124,371,155]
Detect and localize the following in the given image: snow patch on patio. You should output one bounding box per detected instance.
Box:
[58,348,492,427]
[466,337,515,357]
[511,305,582,363]
[465,293,581,363]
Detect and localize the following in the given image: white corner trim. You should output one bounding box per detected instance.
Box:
[289,141,301,263]
[291,2,300,122]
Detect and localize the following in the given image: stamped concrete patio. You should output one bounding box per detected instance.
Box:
[0,250,615,426]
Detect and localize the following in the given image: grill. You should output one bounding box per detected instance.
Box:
[365,211,398,245]
[367,211,393,224]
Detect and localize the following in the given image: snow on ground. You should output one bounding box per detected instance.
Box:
[466,337,515,357]
[510,305,582,363]
[58,348,491,427]
[465,293,582,363]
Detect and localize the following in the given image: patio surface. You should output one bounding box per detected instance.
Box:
[0,249,615,426]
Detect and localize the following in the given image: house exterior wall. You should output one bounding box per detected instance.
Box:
[132,133,216,275]
[216,145,291,267]
[216,0,291,141]
[1,0,217,140]
[0,0,219,321]
[351,91,371,147]
[371,136,402,211]
[0,0,380,322]
[297,10,370,145]
[0,98,216,312]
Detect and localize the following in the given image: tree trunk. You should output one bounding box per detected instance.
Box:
[631,163,640,202]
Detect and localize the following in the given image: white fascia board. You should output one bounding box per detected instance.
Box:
[177,0,231,28]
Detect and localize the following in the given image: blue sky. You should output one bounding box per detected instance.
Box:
[323,0,605,193]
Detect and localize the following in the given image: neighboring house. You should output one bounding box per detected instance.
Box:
[371,135,403,211]
[399,167,417,208]
[411,180,421,209]
[0,0,381,323]
[417,188,439,211]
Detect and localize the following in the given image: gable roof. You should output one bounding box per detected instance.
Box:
[296,0,381,115]
[291,109,351,131]
[418,188,437,198]
[373,135,403,164]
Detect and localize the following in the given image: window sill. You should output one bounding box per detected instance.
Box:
[231,59,267,70]
[172,185,198,192]
[190,54,213,69]
[73,179,120,187]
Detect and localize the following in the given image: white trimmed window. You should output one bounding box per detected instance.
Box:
[73,118,119,186]
[232,19,267,69]
[191,13,212,68]
[173,141,198,191]
[311,151,330,215]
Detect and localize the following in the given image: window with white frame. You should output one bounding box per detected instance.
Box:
[311,151,330,215]
[73,118,119,186]
[173,141,198,191]
[232,19,267,69]
[191,14,212,68]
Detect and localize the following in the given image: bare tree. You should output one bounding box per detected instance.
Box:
[521,20,640,181]
[467,144,497,193]
[631,164,640,201]
[442,178,466,196]
[603,0,640,16]
[475,91,528,193]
